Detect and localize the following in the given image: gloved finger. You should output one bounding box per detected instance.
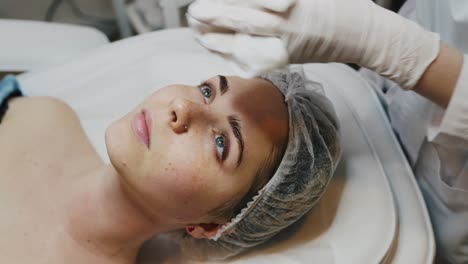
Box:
[188,0,285,36]
[253,0,296,12]
[187,14,213,34]
[196,33,237,55]
[197,33,289,75]
[187,13,234,34]
[211,0,296,12]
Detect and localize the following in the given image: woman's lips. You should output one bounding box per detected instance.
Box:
[133,110,151,149]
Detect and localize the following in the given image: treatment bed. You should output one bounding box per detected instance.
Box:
[2,23,434,263]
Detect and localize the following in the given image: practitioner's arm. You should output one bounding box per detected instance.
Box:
[188,0,456,106]
[414,43,464,108]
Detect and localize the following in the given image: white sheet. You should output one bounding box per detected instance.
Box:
[0,19,109,72]
[17,28,432,263]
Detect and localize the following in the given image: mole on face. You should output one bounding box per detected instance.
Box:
[163,162,176,173]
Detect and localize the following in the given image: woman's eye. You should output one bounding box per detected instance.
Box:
[215,135,226,160]
[200,86,212,103]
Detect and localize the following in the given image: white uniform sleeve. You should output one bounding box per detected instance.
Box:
[427,55,468,148]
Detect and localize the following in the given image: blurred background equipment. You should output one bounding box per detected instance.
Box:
[45,0,116,33]
[0,0,404,41]
[1,0,118,38]
[124,0,193,36]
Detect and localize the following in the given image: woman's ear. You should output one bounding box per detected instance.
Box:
[186,223,223,239]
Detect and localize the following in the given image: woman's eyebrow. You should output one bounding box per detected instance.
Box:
[214,75,244,167]
[228,115,244,168]
[218,75,229,95]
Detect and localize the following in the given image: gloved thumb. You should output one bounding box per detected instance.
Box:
[197,33,289,76]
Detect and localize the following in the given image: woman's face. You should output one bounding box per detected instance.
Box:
[106,76,288,225]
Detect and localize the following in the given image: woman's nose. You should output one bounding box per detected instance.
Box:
[169,98,204,133]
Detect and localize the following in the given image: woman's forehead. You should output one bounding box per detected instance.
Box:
[225,76,288,154]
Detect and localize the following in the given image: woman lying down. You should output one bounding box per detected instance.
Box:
[0,69,341,263]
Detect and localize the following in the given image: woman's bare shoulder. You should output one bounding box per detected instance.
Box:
[1,96,83,145]
[7,96,77,119]
[3,96,84,131]
[0,96,100,165]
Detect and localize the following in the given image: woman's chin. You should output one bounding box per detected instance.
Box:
[105,119,141,175]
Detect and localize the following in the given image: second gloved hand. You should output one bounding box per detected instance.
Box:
[187,0,440,90]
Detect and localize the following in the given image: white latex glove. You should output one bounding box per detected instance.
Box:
[189,26,289,76]
[187,0,440,90]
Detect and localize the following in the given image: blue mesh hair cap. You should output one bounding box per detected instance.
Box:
[169,66,342,260]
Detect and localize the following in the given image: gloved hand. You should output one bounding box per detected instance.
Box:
[187,0,440,90]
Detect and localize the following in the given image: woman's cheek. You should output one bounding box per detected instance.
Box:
[180,165,208,201]
[158,161,211,216]
[164,141,210,201]
[153,129,215,216]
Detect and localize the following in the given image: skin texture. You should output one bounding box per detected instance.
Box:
[80,75,288,261]
[106,76,289,235]
[0,76,288,264]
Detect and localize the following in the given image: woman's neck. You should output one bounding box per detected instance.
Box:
[61,164,177,262]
